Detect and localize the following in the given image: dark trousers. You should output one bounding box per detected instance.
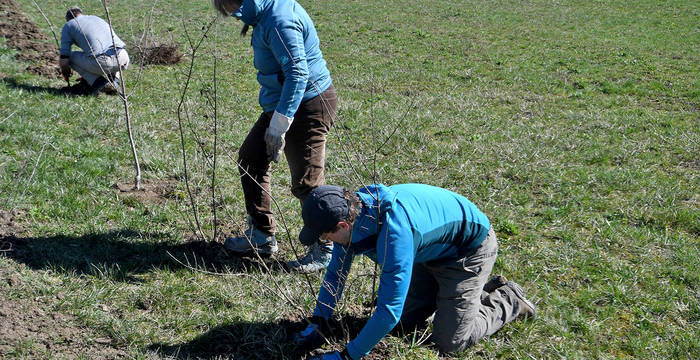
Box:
[238,85,337,235]
[398,229,522,352]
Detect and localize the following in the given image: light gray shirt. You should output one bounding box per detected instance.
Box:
[60,15,125,56]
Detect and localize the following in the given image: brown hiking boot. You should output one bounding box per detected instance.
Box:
[483,275,508,293]
[505,281,537,319]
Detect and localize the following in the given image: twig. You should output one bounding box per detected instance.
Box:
[30,0,59,48]
[126,0,160,98]
[271,27,371,192]
[100,1,142,190]
[2,134,48,210]
[166,250,306,314]
[211,21,219,242]
[225,152,319,299]
[0,110,17,126]
[176,16,216,241]
[12,141,47,212]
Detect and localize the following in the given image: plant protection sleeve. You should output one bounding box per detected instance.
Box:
[268,21,309,119]
[345,211,415,360]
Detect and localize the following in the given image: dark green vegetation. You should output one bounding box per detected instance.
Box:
[1,0,698,358]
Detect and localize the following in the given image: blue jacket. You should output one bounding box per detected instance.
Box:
[313,184,491,359]
[233,0,332,117]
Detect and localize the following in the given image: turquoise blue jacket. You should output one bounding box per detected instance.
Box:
[313,184,491,359]
[233,0,332,117]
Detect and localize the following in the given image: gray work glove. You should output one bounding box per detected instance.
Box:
[264,110,293,162]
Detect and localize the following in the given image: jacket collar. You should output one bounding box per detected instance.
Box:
[233,0,273,26]
[348,184,396,252]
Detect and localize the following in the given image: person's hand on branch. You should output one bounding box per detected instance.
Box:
[264,111,293,162]
[305,349,352,360]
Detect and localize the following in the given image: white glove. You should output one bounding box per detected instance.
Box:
[264,111,293,162]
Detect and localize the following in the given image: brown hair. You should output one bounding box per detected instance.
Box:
[65,7,82,22]
[211,0,241,16]
[211,0,250,36]
[325,190,362,233]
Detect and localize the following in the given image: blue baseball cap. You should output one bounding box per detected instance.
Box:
[299,185,349,245]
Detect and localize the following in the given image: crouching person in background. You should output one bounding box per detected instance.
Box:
[59,7,129,96]
[294,184,536,359]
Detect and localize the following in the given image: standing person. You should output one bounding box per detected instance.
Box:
[59,7,129,95]
[294,184,536,359]
[212,0,338,273]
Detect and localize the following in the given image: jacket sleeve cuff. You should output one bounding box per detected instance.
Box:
[345,342,364,360]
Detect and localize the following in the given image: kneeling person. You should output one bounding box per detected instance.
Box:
[296,184,536,359]
[59,7,129,95]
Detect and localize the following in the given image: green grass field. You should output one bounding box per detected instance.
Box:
[1,0,698,358]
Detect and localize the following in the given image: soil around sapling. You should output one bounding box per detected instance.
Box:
[112,178,179,205]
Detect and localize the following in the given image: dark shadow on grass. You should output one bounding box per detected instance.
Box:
[145,314,393,360]
[147,314,398,360]
[148,318,305,360]
[0,229,286,281]
[2,77,63,95]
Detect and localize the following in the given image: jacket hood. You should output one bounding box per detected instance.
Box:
[233,0,273,26]
[349,184,397,250]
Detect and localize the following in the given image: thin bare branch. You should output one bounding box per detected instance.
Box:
[30,1,59,48]
[176,16,216,241]
[125,0,160,98]
[101,1,141,189]
[0,110,17,126]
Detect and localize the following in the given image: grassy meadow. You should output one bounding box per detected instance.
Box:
[0,0,698,358]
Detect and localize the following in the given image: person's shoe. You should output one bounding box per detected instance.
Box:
[483,275,508,293]
[504,281,537,319]
[91,76,109,96]
[101,78,119,95]
[224,226,278,257]
[287,242,333,273]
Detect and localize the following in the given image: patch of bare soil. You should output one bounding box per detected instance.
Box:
[0,208,24,238]
[112,178,179,205]
[132,43,183,65]
[0,287,125,358]
[0,0,60,78]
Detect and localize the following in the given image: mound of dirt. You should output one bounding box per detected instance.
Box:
[112,178,179,205]
[132,43,183,65]
[0,0,60,78]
